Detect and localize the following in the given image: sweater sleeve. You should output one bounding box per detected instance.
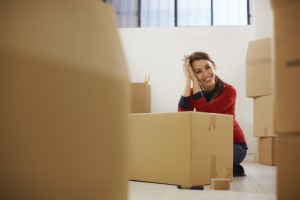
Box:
[178,96,193,111]
[178,90,203,111]
[194,85,236,113]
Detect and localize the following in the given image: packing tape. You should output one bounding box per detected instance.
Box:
[246,59,271,65]
[211,178,231,190]
[209,115,216,130]
[210,155,217,179]
[264,127,268,136]
[144,74,150,83]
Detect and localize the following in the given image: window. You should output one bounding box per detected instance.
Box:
[140,0,175,27]
[104,0,250,27]
[105,0,139,27]
[213,0,248,25]
[177,0,211,26]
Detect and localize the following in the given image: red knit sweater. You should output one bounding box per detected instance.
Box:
[178,83,246,143]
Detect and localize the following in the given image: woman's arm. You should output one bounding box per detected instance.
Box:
[178,55,196,111]
[194,84,236,113]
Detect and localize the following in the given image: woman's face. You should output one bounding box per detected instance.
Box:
[191,59,216,91]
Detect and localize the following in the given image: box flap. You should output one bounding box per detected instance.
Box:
[246,38,271,65]
[128,112,192,185]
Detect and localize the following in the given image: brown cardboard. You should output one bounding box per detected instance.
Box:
[272,0,300,134]
[128,112,233,186]
[130,82,151,113]
[271,0,300,8]
[253,95,276,137]
[246,38,273,97]
[0,1,129,200]
[277,135,300,200]
[211,178,231,190]
[258,137,278,166]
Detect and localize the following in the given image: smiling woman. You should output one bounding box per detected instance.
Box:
[178,51,248,177]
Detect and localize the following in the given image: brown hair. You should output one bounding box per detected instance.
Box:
[188,51,224,101]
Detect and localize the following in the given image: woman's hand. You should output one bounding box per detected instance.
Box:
[182,55,202,95]
[182,55,198,83]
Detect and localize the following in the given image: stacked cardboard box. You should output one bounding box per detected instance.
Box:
[246,38,277,166]
[0,1,128,200]
[272,0,300,199]
[130,81,151,113]
[128,112,233,186]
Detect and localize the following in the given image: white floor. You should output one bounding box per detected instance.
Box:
[128,162,276,200]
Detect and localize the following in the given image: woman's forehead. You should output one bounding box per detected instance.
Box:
[192,59,212,69]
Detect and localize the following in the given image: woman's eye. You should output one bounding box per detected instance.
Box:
[206,65,211,70]
[196,71,202,74]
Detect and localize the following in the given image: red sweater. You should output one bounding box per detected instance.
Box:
[178,83,246,143]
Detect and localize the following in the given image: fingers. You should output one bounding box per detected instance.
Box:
[182,64,191,79]
[182,55,191,71]
[182,55,190,64]
[182,55,193,77]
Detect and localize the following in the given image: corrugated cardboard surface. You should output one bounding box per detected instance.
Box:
[246,38,273,97]
[273,0,300,134]
[271,0,300,8]
[277,135,300,200]
[254,95,276,137]
[259,137,278,166]
[128,112,233,186]
[128,112,192,185]
[191,113,233,184]
[130,83,151,113]
[0,1,128,200]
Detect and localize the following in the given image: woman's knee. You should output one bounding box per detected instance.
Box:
[233,144,247,165]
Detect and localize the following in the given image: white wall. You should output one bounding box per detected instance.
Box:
[253,0,274,40]
[119,26,257,160]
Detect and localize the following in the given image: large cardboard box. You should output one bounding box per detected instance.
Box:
[259,137,278,166]
[130,82,151,113]
[0,1,128,200]
[272,0,300,134]
[246,38,273,97]
[253,95,276,137]
[128,112,233,186]
[277,135,300,200]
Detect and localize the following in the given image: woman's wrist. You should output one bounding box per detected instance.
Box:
[182,80,191,97]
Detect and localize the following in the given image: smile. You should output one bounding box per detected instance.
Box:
[203,76,212,82]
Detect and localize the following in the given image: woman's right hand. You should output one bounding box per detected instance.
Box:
[181,54,201,96]
[182,55,191,80]
[182,55,197,82]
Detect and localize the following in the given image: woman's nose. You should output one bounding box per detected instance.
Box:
[202,69,208,76]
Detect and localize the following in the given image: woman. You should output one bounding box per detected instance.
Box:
[178,51,247,177]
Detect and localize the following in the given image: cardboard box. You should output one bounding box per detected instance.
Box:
[258,137,278,166]
[246,38,273,97]
[0,1,128,200]
[272,0,300,134]
[130,82,151,113]
[128,112,233,186]
[277,135,300,200]
[253,95,276,137]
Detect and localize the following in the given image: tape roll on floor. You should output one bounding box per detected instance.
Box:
[211,178,231,190]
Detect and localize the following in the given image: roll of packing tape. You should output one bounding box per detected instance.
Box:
[211,178,231,190]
